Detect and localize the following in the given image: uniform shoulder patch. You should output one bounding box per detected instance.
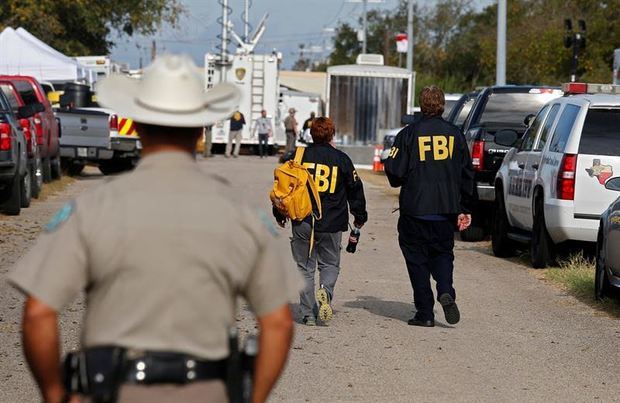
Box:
[257,209,279,237]
[45,201,75,232]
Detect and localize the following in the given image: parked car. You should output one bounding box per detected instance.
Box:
[53,84,140,176]
[446,91,478,129]
[596,177,620,299]
[443,93,463,119]
[460,85,563,241]
[0,75,61,182]
[0,88,36,215]
[493,83,620,268]
[0,81,43,200]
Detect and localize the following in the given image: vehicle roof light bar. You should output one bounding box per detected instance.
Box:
[562,82,620,95]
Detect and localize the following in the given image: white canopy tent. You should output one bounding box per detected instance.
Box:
[0,27,94,84]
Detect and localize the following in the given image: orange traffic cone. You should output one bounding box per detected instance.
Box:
[373,145,384,172]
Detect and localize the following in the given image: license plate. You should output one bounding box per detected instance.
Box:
[77,147,88,157]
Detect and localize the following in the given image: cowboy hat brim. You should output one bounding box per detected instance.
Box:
[95,75,241,127]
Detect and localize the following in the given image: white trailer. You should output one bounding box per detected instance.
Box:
[75,56,128,80]
[205,53,282,151]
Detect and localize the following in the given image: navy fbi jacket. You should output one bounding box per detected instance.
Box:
[384,116,475,217]
[277,143,368,233]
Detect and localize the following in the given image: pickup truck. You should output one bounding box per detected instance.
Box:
[0,75,61,182]
[55,107,140,175]
[0,89,36,215]
[460,86,563,241]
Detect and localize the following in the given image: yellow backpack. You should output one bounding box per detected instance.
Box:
[270,147,322,221]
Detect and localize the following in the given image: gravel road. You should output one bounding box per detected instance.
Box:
[0,157,618,402]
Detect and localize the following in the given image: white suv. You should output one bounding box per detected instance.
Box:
[493,83,620,268]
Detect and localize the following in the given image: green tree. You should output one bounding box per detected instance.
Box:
[0,0,184,55]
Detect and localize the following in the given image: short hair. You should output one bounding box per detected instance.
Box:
[419,86,445,117]
[310,117,335,144]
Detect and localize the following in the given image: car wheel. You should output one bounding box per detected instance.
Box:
[460,225,485,242]
[42,157,52,183]
[595,236,613,300]
[492,190,516,257]
[531,197,556,268]
[51,157,62,180]
[1,173,21,216]
[66,162,85,176]
[20,168,32,208]
[31,157,43,199]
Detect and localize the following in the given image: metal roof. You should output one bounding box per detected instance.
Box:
[327,64,412,78]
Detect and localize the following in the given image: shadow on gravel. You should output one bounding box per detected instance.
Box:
[344,296,454,328]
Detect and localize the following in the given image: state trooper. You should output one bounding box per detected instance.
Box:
[384,86,475,327]
[9,55,295,403]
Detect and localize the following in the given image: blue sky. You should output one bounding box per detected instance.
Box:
[110,0,494,69]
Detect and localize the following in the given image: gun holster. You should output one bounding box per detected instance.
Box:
[63,346,127,403]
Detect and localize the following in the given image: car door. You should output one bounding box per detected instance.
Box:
[505,105,552,229]
[519,103,561,229]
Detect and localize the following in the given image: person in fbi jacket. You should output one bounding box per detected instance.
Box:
[384,85,475,327]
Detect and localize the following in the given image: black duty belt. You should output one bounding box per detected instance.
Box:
[124,351,227,385]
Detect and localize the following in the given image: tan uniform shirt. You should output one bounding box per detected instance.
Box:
[9,152,292,360]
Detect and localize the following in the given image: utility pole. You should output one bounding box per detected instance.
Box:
[406,0,414,72]
[564,19,586,82]
[151,40,157,62]
[496,0,506,85]
[362,0,368,54]
[220,0,229,63]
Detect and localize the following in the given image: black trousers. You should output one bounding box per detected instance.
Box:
[398,214,456,321]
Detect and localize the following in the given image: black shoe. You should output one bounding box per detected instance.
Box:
[439,293,460,325]
[407,317,435,327]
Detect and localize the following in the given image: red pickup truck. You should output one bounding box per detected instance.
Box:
[0,75,61,182]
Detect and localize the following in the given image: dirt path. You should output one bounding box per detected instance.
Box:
[1,157,618,402]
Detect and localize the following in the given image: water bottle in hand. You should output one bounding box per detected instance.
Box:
[346,227,361,253]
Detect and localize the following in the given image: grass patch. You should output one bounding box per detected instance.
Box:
[37,176,76,202]
[542,252,620,317]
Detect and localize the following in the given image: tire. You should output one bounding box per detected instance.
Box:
[595,234,613,300]
[20,168,32,208]
[66,162,85,177]
[460,226,485,242]
[50,157,62,180]
[42,157,52,183]
[31,157,43,199]
[1,173,21,216]
[531,197,556,268]
[492,189,516,257]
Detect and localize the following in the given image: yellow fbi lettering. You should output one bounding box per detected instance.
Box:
[303,163,338,193]
[418,135,455,161]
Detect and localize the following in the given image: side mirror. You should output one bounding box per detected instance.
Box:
[17,105,36,119]
[34,103,46,113]
[495,129,519,147]
[605,177,620,191]
[524,114,535,127]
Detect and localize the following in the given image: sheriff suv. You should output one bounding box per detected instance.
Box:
[493,83,620,268]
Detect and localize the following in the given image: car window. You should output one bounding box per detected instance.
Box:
[0,84,21,112]
[454,98,474,127]
[443,99,458,118]
[479,91,560,126]
[13,81,38,105]
[0,92,8,111]
[548,104,580,153]
[528,103,560,152]
[520,105,550,151]
[577,108,620,156]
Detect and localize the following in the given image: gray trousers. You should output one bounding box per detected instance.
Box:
[291,221,342,318]
[226,129,242,157]
[285,130,296,153]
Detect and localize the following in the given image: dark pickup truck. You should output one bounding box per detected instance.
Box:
[460,86,563,241]
[0,89,37,215]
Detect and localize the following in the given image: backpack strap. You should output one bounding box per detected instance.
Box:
[294,147,305,164]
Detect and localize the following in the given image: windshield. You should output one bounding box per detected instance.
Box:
[479,91,561,126]
[578,108,620,156]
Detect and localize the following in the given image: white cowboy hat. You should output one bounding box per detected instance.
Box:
[96,54,240,127]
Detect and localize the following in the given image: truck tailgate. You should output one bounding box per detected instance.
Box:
[58,109,110,149]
